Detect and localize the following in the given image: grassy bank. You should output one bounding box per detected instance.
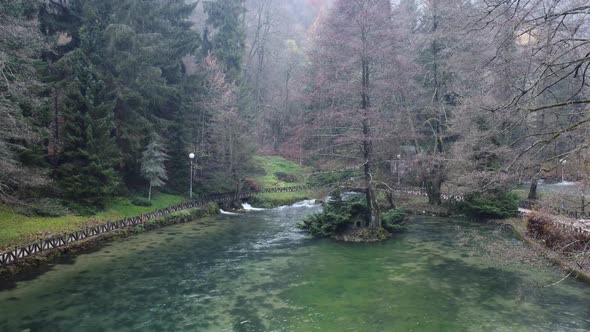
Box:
[248,156,315,207]
[0,156,313,249]
[252,156,307,188]
[0,208,214,279]
[248,191,318,208]
[0,193,185,251]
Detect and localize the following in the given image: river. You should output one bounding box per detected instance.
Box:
[1,201,590,331]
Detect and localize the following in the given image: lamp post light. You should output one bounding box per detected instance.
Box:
[396,154,401,186]
[189,153,195,200]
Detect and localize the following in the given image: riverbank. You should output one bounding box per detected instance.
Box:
[0,156,308,251]
[245,190,322,208]
[0,207,215,282]
[507,217,590,284]
[0,189,322,279]
[0,193,185,252]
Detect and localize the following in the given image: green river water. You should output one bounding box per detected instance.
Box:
[1,201,590,331]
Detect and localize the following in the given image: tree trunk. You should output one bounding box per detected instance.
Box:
[426,179,442,205]
[148,183,152,201]
[386,191,396,209]
[528,178,538,200]
[360,56,380,230]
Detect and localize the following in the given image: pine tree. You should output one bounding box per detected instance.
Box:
[204,0,246,82]
[102,0,199,186]
[54,51,119,208]
[165,114,190,193]
[141,135,168,200]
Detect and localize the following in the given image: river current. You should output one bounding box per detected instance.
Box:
[1,201,589,331]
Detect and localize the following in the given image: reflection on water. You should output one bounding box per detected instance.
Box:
[1,202,590,331]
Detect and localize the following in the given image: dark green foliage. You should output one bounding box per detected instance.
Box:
[299,208,351,238]
[131,197,152,207]
[164,118,190,193]
[4,0,253,210]
[0,0,50,201]
[54,51,119,208]
[1,0,39,18]
[307,170,358,187]
[460,192,519,220]
[18,199,69,217]
[66,202,99,216]
[207,202,220,215]
[204,0,246,81]
[243,179,261,192]
[382,209,408,233]
[299,192,369,237]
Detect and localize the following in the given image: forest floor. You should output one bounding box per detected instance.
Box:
[0,193,185,251]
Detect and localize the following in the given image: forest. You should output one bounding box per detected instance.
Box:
[1,0,590,330]
[2,0,589,223]
[0,0,590,226]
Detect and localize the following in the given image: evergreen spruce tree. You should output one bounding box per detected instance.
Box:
[165,114,191,193]
[204,0,246,81]
[54,51,119,208]
[141,135,168,200]
[102,0,199,186]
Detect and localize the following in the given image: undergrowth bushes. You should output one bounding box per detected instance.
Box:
[299,193,363,237]
[460,192,519,220]
[299,193,407,238]
[382,208,408,233]
[275,172,299,183]
[131,197,153,207]
[18,198,70,217]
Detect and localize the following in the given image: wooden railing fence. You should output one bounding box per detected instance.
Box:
[0,185,472,266]
[519,200,590,236]
[0,185,319,266]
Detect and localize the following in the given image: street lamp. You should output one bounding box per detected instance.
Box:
[189,153,195,199]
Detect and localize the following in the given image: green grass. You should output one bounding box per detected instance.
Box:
[249,191,316,208]
[0,156,308,249]
[252,156,306,189]
[245,156,320,208]
[0,193,184,250]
